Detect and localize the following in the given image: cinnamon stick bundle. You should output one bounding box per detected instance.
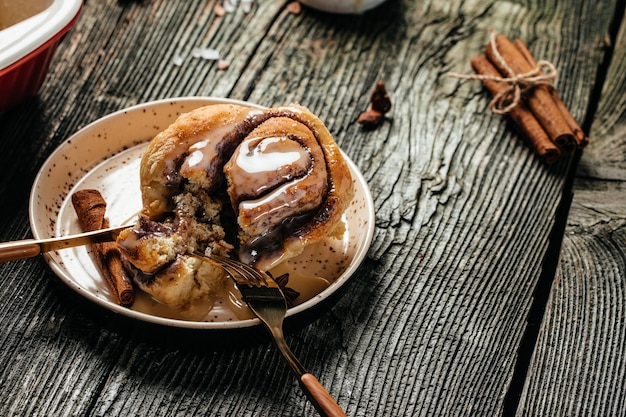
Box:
[71,189,134,306]
[513,38,588,148]
[471,56,560,164]
[468,33,587,163]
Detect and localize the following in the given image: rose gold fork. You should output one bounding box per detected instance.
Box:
[194,252,347,417]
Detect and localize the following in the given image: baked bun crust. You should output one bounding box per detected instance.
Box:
[118,103,354,308]
[140,104,254,219]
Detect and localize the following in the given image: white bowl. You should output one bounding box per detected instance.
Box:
[0,0,82,112]
[300,0,387,14]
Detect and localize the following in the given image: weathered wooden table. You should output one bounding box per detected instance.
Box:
[1,1,625,416]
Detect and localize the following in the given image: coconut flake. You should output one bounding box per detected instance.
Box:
[223,0,238,13]
[241,0,253,13]
[219,0,254,14]
[192,47,220,61]
[172,54,184,66]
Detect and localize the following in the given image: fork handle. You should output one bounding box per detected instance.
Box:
[0,241,41,262]
[300,373,347,417]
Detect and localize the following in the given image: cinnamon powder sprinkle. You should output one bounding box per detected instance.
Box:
[287,1,302,14]
[213,4,226,16]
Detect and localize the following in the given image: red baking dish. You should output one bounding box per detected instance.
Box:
[0,0,82,112]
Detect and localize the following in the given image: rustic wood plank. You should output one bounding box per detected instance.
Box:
[519,180,626,417]
[0,0,620,416]
[518,3,626,415]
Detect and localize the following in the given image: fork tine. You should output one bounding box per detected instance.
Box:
[192,251,347,417]
[211,254,270,287]
[194,252,259,286]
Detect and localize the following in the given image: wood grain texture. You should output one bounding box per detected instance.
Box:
[518,3,626,416]
[0,0,619,416]
[578,7,626,181]
[519,180,626,417]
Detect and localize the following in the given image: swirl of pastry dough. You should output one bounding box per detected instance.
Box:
[224,107,353,270]
[118,103,353,308]
[140,103,258,218]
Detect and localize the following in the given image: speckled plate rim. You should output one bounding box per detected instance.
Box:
[29,96,375,330]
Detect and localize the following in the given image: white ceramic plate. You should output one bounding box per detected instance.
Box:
[29,97,375,330]
[0,0,82,70]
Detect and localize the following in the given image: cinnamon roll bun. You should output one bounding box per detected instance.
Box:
[117,103,354,309]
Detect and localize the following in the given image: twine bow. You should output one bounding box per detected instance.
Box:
[450,31,558,114]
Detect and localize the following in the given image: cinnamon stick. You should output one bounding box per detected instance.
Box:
[71,189,134,306]
[485,34,576,153]
[514,38,588,148]
[471,55,560,164]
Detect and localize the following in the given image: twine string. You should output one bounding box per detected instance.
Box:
[450,32,558,114]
